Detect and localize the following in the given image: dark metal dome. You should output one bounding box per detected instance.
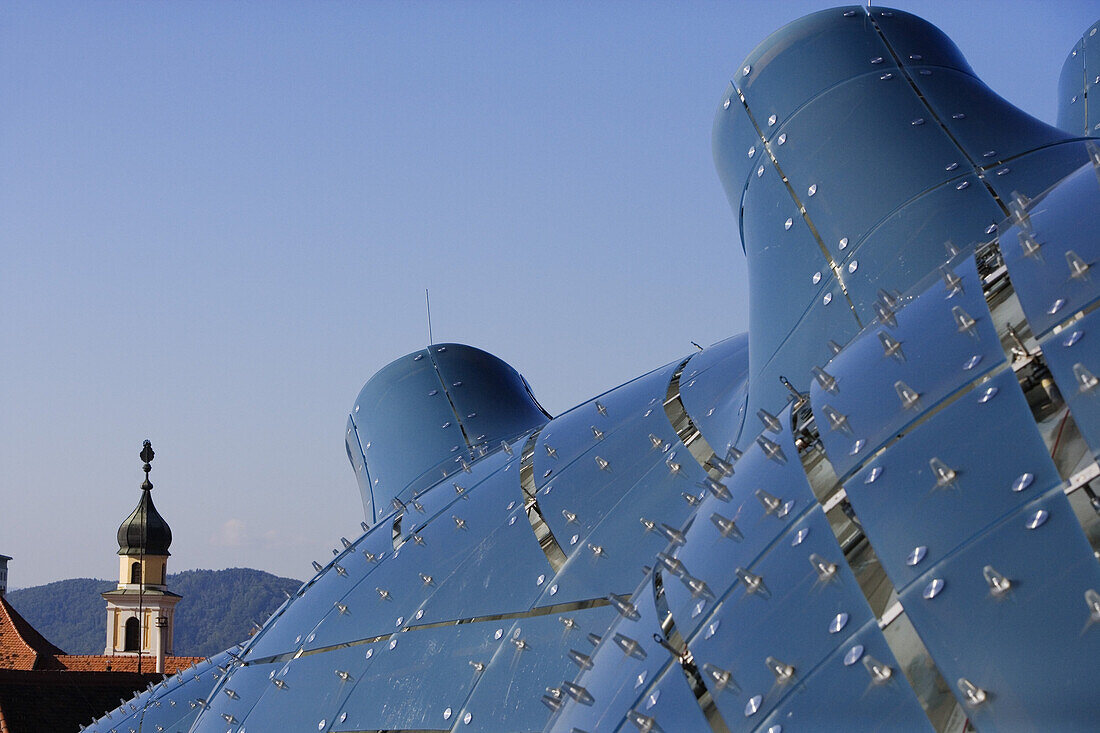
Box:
[116,440,172,556]
[116,487,172,556]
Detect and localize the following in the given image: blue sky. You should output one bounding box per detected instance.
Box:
[2,1,1096,588]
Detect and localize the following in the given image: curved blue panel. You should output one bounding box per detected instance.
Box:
[1038,307,1100,461]
[1057,21,1100,136]
[999,163,1100,340]
[845,368,1062,587]
[661,405,811,641]
[236,645,368,732]
[746,274,860,423]
[458,605,619,732]
[898,488,1100,730]
[545,574,683,733]
[754,617,930,731]
[737,7,897,133]
[813,253,1005,478]
[533,361,677,488]
[683,509,880,728]
[350,344,548,521]
[678,334,750,453]
[836,175,1002,321]
[870,7,974,76]
[773,71,968,256]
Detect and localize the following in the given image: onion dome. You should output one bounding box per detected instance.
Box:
[116,440,172,556]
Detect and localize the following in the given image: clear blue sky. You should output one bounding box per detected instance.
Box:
[2,1,1096,588]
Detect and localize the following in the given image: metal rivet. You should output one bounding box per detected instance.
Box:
[956,180,970,190]
[745,694,763,717]
[829,612,849,634]
[906,546,927,566]
[812,271,822,284]
[911,117,925,126]
[952,112,965,119]
[1011,473,1034,493]
[723,98,731,110]
[843,645,864,666]
[838,237,849,250]
[768,114,777,126]
[1025,508,1049,529]
[784,217,793,230]
[923,578,944,599]
[808,183,817,196]
[747,145,755,158]
[848,259,858,274]
[1064,330,1084,347]
[823,292,833,305]
[743,64,751,76]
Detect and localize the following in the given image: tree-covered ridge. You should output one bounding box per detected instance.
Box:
[6,568,301,658]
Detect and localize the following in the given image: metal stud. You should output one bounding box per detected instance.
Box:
[952,305,976,334]
[736,567,767,595]
[758,408,782,432]
[896,380,920,409]
[863,656,893,684]
[828,339,843,356]
[874,299,897,328]
[711,512,743,540]
[568,649,593,670]
[879,331,903,359]
[609,594,640,620]
[703,662,738,692]
[595,456,610,471]
[941,266,963,296]
[1074,363,1098,391]
[625,710,662,732]
[812,365,838,393]
[613,633,647,659]
[957,678,987,707]
[766,656,795,683]
[756,435,786,463]
[929,457,958,487]
[809,553,837,581]
[596,400,607,416]
[1085,589,1100,621]
[700,476,731,501]
[1019,230,1041,257]
[822,404,850,433]
[756,488,791,518]
[1067,250,1090,279]
[983,565,1012,596]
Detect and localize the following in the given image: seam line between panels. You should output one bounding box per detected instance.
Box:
[865,10,1011,219]
[246,597,614,666]
[733,87,863,328]
[426,348,475,453]
[519,430,569,572]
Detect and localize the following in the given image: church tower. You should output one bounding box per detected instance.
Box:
[103,440,181,673]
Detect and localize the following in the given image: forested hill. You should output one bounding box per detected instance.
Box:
[6,568,302,658]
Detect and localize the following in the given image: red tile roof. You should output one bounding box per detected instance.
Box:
[0,596,64,671]
[50,654,204,674]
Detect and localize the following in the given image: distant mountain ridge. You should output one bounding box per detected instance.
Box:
[5,568,301,658]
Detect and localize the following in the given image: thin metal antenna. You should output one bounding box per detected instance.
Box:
[425,289,433,346]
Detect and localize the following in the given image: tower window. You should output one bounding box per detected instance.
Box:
[130,562,141,584]
[124,617,140,651]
